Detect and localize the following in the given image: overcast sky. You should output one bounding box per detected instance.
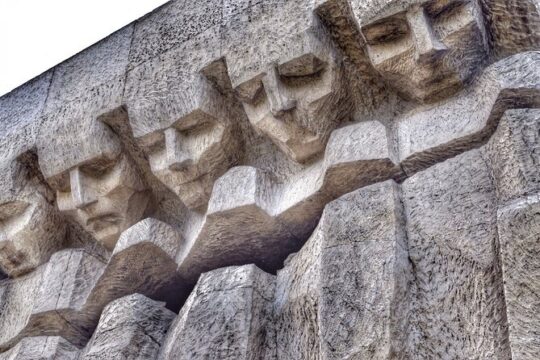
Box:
[0,0,169,96]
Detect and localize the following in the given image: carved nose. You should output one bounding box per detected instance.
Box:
[263,66,297,118]
[165,128,192,171]
[407,6,448,64]
[167,155,192,171]
[70,168,98,210]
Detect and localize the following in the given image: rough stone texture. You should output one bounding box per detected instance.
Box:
[402,149,510,359]
[0,0,539,357]
[176,120,400,282]
[273,181,411,359]
[481,0,540,58]
[485,108,540,359]
[0,132,67,277]
[484,108,540,203]
[0,72,51,136]
[159,265,275,360]
[0,337,79,360]
[0,249,106,351]
[397,51,540,175]
[497,194,540,359]
[80,294,175,359]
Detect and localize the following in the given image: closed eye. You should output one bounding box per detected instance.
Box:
[362,14,409,45]
[278,54,327,78]
[426,0,467,19]
[79,155,119,178]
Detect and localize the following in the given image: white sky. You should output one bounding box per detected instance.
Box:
[0,0,169,96]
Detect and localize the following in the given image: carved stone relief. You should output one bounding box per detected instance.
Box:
[223,1,353,163]
[0,0,538,358]
[353,0,489,102]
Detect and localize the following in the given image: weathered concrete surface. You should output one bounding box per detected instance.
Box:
[397,51,540,176]
[273,181,411,359]
[485,108,540,359]
[497,194,540,359]
[0,249,105,351]
[402,149,510,359]
[0,337,79,360]
[484,109,540,203]
[159,265,275,359]
[0,0,539,357]
[80,294,175,359]
[176,120,400,281]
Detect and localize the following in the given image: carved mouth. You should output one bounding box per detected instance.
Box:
[86,213,122,232]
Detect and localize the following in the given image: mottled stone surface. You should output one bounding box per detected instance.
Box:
[0,337,79,360]
[484,108,540,203]
[397,51,540,175]
[497,194,540,359]
[80,294,175,359]
[273,181,411,359]
[402,149,510,359]
[0,0,539,357]
[0,73,51,136]
[0,249,106,351]
[159,265,275,359]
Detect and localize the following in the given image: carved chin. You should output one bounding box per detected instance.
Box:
[91,224,123,251]
[175,174,214,211]
[82,191,150,250]
[411,72,463,102]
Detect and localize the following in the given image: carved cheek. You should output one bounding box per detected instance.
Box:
[57,190,76,213]
[432,2,486,56]
[242,98,270,127]
[367,38,415,74]
[299,68,338,113]
[103,157,146,197]
[180,125,227,176]
[1,202,37,240]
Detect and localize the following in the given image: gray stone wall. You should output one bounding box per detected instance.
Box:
[0,0,539,358]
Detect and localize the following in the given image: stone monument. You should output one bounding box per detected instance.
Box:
[0,0,538,358]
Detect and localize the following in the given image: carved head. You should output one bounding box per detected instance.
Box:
[224,9,349,163]
[37,115,150,250]
[126,29,241,211]
[0,154,66,277]
[355,0,488,102]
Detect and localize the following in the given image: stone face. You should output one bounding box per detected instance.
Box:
[352,0,489,103]
[0,0,539,357]
[37,113,150,251]
[125,26,242,211]
[223,0,353,163]
[0,134,67,277]
[397,51,540,175]
[176,121,400,281]
[159,265,275,360]
[80,294,175,359]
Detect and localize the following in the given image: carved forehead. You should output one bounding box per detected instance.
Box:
[223,1,333,88]
[37,113,122,179]
[352,0,470,25]
[0,159,30,200]
[126,26,225,139]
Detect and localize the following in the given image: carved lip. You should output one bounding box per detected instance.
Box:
[86,213,122,231]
